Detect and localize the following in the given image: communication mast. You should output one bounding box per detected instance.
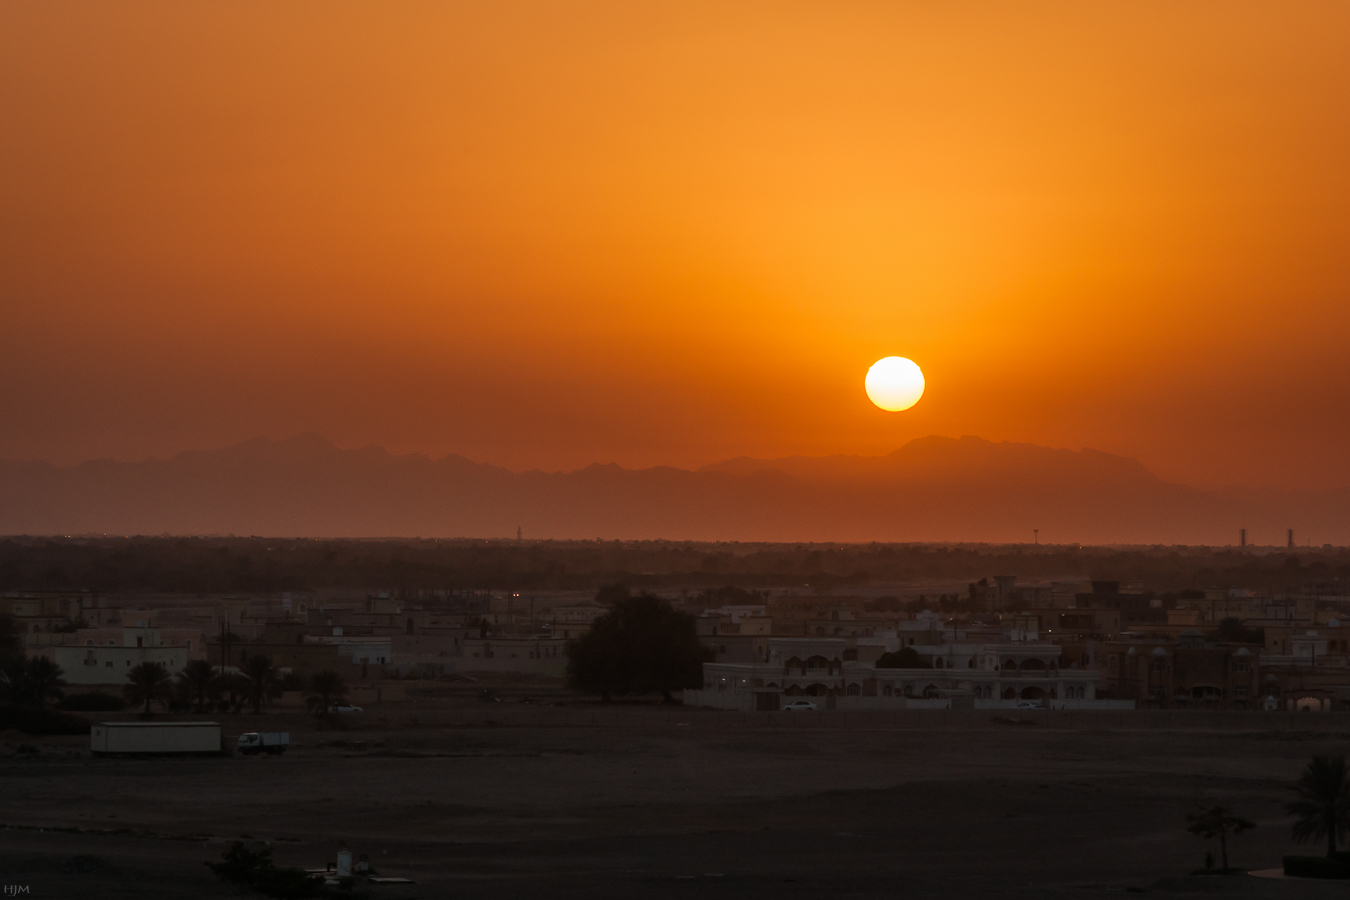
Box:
[1239,528,1247,549]
[1288,528,1295,549]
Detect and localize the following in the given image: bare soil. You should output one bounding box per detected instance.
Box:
[3,687,1349,899]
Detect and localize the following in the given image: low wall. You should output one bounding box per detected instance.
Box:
[684,693,1133,713]
[400,703,1350,732]
[682,689,753,711]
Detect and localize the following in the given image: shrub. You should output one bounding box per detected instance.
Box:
[207,841,325,898]
[0,705,91,735]
[58,691,126,712]
[876,647,930,668]
[1283,856,1350,879]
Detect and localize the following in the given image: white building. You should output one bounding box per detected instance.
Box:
[685,637,1126,711]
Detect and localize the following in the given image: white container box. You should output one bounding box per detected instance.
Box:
[91,722,222,756]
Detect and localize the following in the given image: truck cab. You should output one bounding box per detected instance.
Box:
[236,732,290,755]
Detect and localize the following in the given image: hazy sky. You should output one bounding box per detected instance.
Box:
[3,2,1348,489]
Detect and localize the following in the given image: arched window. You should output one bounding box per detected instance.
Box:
[846,683,861,696]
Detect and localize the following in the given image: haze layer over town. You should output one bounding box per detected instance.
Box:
[4,2,1350,898]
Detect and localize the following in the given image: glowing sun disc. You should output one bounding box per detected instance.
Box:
[865,357,925,411]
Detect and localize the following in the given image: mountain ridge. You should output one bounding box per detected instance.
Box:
[0,433,1342,545]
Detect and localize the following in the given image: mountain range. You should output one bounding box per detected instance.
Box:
[1,434,1344,545]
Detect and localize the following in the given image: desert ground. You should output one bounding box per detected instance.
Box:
[3,681,1349,899]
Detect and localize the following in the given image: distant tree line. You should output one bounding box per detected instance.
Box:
[0,536,1345,595]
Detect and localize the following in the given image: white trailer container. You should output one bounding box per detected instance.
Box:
[91,722,222,756]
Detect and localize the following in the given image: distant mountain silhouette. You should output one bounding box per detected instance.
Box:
[0,434,1344,544]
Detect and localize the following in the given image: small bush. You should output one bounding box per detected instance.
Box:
[58,691,126,712]
[1283,856,1350,879]
[876,647,931,669]
[0,705,91,735]
[207,841,326,898]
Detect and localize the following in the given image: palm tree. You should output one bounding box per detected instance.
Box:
[305,670,348,719]
[1288,755,1350,857]
[1186,806,1254,871]
[240,654,283,715]
[123,661,174,716]
[0,656,67,708]
[20,656,67,708]
[176,659,218,713]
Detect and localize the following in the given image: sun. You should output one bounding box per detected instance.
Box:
[865,357,925,411]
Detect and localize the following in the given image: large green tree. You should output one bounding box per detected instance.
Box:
[1288,755,1350,857]
[566,586,711,703]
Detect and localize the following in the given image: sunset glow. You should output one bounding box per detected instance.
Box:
[2,2,1349,491]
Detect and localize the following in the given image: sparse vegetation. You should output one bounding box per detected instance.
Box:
[1,536,1346,595]
[206,841,325,898]
[1185,806,1253,872]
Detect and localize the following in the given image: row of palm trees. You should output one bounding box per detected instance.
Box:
[2,649,349,718]
[0,655,68,708]
[124,656,350,718]
[1188,755,1350,870]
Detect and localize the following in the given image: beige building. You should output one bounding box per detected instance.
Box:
[459,637,567,677]
[37,642,190,686]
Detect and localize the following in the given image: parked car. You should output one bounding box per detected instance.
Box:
[328,705,364,714]
[781,700,818,711]
[1014,700,1043,709]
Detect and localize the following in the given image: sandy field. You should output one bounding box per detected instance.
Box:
[4,684,1350,899]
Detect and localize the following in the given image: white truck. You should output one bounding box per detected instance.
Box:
[236,732,290,755]
[91,721,223,756]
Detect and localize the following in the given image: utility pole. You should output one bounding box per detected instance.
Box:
[1033,529,1039,545]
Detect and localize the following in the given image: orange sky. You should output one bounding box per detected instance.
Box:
[2,2,1349,489]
